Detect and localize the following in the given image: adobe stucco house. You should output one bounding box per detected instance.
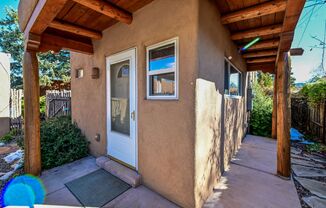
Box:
[18,0,304,207]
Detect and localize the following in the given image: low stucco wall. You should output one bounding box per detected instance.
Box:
[194,0,248,207]
[71,0,197,207]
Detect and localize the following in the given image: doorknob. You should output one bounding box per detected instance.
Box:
[131,111,135,121]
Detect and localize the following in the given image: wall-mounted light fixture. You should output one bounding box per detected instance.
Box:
[92,67,100,79]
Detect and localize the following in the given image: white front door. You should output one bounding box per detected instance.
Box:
[106,48,137,168]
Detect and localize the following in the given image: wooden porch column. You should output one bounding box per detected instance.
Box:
[272,76,277,139]
[23,50,41,175]
[276,52,291,177]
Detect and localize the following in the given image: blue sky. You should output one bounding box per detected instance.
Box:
[292,1,326,83]
[0,0,18,19]
[0,0,325,83]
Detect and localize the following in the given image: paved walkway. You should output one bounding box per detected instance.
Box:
[40,156,178,208]
[204,135,301,208]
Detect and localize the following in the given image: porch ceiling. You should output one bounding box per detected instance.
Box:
[18,0,154,54]
[216,0,305,73]
[18,0,305,73]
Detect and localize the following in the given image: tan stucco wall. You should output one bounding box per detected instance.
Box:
[194,0,248,207]
[0,53,11,137]
[71,0,198,207]
[71,0,249,207]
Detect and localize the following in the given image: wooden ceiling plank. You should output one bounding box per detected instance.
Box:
[243,49,278,58]
[231,24,282,40]
[247,56,276,63]
[40,33,93,54]
[240,39,279,51]
[221,0,286,24]
[24,0,69,35]
[49,20,102,40]
[72,0,132,24]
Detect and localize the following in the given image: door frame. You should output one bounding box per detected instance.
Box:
[106,47,138,170]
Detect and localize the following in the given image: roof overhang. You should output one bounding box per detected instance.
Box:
[216,0,306,73]
[18,0,153,54]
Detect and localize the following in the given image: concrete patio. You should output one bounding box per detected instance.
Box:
[39,135,301,208]
[204,135,301,208]
[40,156,178,208]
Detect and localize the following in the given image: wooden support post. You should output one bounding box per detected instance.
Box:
[23,50,41,175]
[272,76,277,139]
[276,52,291,178]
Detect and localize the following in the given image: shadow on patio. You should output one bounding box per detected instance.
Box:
[204,135,301,208]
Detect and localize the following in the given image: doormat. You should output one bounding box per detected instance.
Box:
[65,169,131,207]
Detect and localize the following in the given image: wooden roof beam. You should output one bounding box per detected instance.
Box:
[247,63,275,74]
[276,0,306,63]
[243,50,278,58]
[49,20,102,40]
[221,0,287,24]
[231,24,282,40]
[40,33,93,54]
[72,0,132,24]
[22,0,69,35]
[242,39,280,51]
[247,57,276,64]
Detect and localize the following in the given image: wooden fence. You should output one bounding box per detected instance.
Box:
[291,97,326,144]
[9,89,23,131]
[46,90,71,118]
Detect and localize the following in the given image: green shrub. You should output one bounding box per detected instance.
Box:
[300,78,326,106]
[0,131,14,143]
[40,96,46,114]
[250,82,273,137]
[306,143,326,153]
[21,96,46,117]
[40,116,89,169]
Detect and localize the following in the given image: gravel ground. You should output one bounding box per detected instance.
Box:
[0,142,24,194]
[291,143,326,208]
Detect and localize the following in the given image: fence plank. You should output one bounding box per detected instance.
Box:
[291,97,326,144]
[46,90,71,118]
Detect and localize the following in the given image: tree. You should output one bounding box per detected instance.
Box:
[0,7,24,87]
[0,7,70,89]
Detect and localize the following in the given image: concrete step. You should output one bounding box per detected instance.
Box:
[96,156,141,188]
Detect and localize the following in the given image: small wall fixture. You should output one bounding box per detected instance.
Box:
[75,68,84,79]
[92,67,100,79]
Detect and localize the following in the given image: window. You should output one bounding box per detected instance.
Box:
[224,58,242,96]
[146,38,178,99]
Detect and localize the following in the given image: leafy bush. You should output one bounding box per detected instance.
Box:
[21,96,46,117]
[40,96,46,114]
[0,131,14,143]
[300,78,326,105]
[306,143,326,153]
[41,116,89,169]
[250,82,273,137]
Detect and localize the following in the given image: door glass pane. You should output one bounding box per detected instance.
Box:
[111,60,130,135]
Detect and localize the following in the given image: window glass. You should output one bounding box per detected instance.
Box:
[150,72,175,96]
[230,66,240,96]
[224,59,242,97]
[147,39,178,99]
[149,43,175,72]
